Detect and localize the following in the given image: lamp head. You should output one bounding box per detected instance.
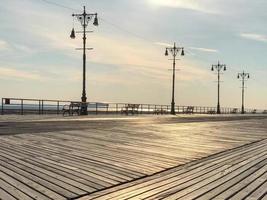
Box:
[93,14,99,26]
[70,28,75,39]
[181,48,185,56]
[165,49,168,56]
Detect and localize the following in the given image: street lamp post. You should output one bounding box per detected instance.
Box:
[70,6,98,115]
[211,61,226,114]
[165,43,185,115]
[237,71,250,114]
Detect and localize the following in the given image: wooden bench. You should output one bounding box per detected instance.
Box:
[63,102,81,116]
[207,110,216,114]
[251,109,257,114]
[154,109,168,115]
[121,104,140,115]
[230,108,238,114]
[183,106,194,114]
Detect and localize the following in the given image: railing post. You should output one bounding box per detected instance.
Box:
[41,100,44,115]
[57,101,60,115]
[1,98,3,115]
[21,99,24,115]
[116,104,118,114]
[166,105,168,114]
[96,103,98,115]
[106,104,109,114]
[38,100,41,115]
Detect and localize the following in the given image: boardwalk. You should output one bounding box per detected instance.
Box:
[83,139,267,200]
[0,115,266,199]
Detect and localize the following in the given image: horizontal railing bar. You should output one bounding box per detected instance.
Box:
[1,97,266,115]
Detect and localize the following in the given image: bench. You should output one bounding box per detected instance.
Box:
[207,110,216,114]
[154,109,168,115]
[183,106,194,114]
[263,110,267,114]
[121,104,140,115]
[230,108,238,114]
[63,102,81,116]
[251,109,257,114]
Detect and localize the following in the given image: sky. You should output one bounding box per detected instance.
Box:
[0,0,267,109]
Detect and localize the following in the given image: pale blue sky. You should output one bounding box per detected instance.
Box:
[0,0,266,109]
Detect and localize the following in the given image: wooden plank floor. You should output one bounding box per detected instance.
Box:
[0,115,266,200]
[81,138,267,200]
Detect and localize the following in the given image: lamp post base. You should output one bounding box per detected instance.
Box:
[170,102,175,115]
[80,95,88,115]
[217,104,221,114]
[241,106,245,114]
[80,102,88,115]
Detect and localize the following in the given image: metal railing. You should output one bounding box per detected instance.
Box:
[1,97,266,115]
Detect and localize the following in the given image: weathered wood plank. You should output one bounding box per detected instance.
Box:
[0,116,266,200]
[80,139,267,200]
[0,179,31,200]
[0,189,17,200]
[229,172,267,200]
[0,170,52,200]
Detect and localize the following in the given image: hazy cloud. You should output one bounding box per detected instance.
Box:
[0,40,9,50]
[0,67,42,80]
[240,33,267,43]
[154,42,172,47]
[189,47,218,53]
[147,0,218,14]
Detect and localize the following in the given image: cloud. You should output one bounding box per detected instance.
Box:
[13,44,35,54]
[189,47,218,53]
[85,34,214,83]
[0,67,42,80]
[180,64,213,81]
[0,40,9,50]
[154,42,173,47]
[155,43,218,54]
[147,0,218,14]
[240,33,267,43]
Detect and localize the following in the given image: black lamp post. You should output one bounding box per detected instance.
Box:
[211,61,226,114]
[70,6,98,115]
[165,43,185,115]
[237,71,250,114]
